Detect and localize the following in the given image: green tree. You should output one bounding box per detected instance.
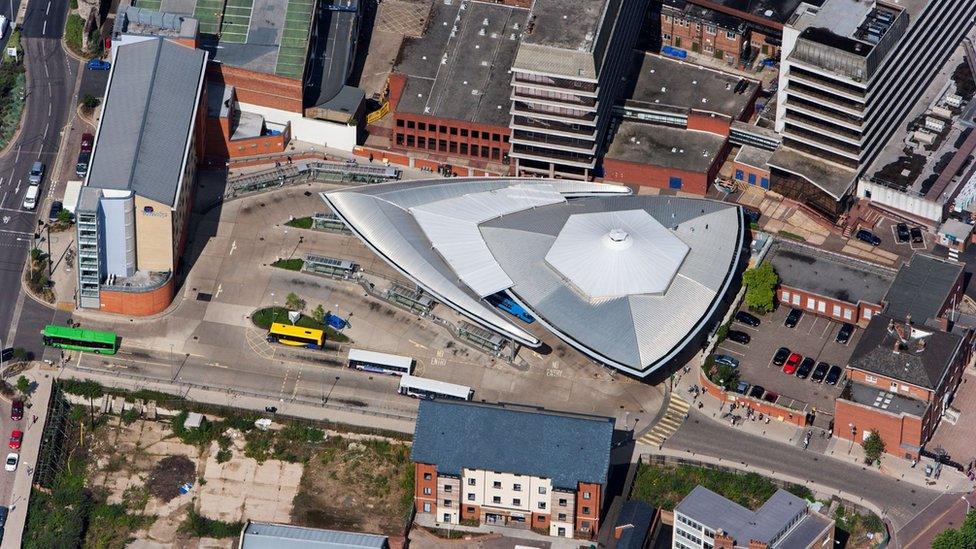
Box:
[285,292,304,312]
[863,430,886,464]
[931,510,976,549]
[57,208,72,224]
[311,304,325,324]
[81,94,100,111]
[15,375,29,396]
[742,262,778,314]
[713,363,740,391]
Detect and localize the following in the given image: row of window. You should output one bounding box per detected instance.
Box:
[780,290,872,322]
[663,14,738,40]
[676,514,702,531]
[395,119,509,142]
[733,169,770,188]
[676,526,703,545]
[395,134,506,160]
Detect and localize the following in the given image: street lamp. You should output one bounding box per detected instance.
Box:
[324,375,340,405]
[848,422,856,454]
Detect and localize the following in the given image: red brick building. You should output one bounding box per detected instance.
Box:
[733,145,774,189]
[410,400,614,540]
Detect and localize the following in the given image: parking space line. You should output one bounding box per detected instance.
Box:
[734,323,760,332]
[717,346,744,357]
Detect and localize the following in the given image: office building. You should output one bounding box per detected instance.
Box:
[77,37,207,315]
[411,400,614,539]
[771,0,976,219]
[509,0,648,179]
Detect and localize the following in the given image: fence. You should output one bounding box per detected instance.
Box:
[217,160,401,206]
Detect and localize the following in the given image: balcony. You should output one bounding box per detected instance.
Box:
[510,102,597,127]
[784,86,864,118]
[511,88,598,110]
[784,99,863,130]
[511,73,598,96]
[782,112,863,145]
[510,143,596,169]
[788,68,867,103]
[781,126,861,161]
[510,116,598,140]
[510,130,597,154]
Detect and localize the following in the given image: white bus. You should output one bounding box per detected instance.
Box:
[398,375,473,401]
[347,348,414,376]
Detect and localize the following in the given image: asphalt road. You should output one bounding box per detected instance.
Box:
[664,410,943,529]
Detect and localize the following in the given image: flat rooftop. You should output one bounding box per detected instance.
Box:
[699,0,823,25]
[768,145,856,199]
[734,144,774,170]
[394,0,527,127]
[848,382,928,418]
[131,0,314,78]
[522,0,608,52]
[606,121,726,173]
[766,239,896,305]
[626,52,759,119]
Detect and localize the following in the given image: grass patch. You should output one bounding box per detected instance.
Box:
[631,462,812,511]
[777,230,807,242]
[271,258,304,271]
[285,216,313,229]
[180,509,243,538]
[65,14,85,55]
[250,306,349,342]
[0,65,25,159]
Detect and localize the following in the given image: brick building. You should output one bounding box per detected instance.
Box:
[732,145,773,188]
[765,239,895,326]
[672,486,834,549]
[834,254,971,459]
[411,400,614,539]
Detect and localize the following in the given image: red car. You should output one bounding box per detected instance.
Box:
[8,430,21,450]
[10,400,22,421]
[783,353,802,375]
[80,133,94,152]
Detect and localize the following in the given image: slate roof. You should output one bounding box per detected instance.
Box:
[411,400,614,489]
[848,313,962,390]
[87,38,206,207]
[241,522,388,549]
[884,253,963,324]
[675,486,808,546]
[614,501,655,549]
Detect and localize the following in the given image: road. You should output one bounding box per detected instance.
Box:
[895,491,975,548]
[663,410,944,529]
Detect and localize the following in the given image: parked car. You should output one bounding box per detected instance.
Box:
[28,161,44,185]
[855,229,881,246]
[785,308,803,328]
[0,505,8,537]
[772,347,791,366]
[734,311,761,327]
[748,385,765,399]
[8,430,21,451]
[10,400,23,421]
[783,352,802,374]
[796,357,815,379]
[896,223,910,243]
[825,364,843,385]
[80,132,94,152]
[714,354,740,369]
[910,227,924,244]
[48,200,64,221]
[76,150,91,178]
[4,453,17,472]
[811,362,830,383]
[762,391,779,403]
[726,330,751,345]
[86,59,111,71]
[734,381,750,395]
[836,323,855,345]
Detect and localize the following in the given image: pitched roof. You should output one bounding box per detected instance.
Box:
[884,253,963,324]
[411,400,614,489]
[241,522,388,549]
[87,38,206,207]
[615,501,655,549]
[675,486,808,546]
[848,314,962,390]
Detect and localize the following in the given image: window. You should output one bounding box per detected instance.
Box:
[513,498,522,506]
[665,15,672,22]
[407,120,415,129]
[866,374,878,384]
[748,173,756,185]
[443,485,452,493]
[443,513,451,522]
[890,381,898,392]
[706,25,716,34]
[423,502,431,513]
[844,309,853,320]
[538,487,547,495]
[726,30,737,40]
[418,122,426,131]
[557,527,566,536]
[396,119,405,127]
[864,308,874,320]
[439,125,447,133]
[460,129,468,137]
[423,473,432,480]
[467,506,475,513]
[581,521,591,531]
[817,301,826,314]
[424,487,432,495]
[468,493,475,501]
[468,478,476,486]
[450,127,458,136]
[492,496,502,504]
[669,176,682,189]
[558,513,568,521]
[782,291,791,302]
[582,506,590,514]
[734,171,744,182]
[807,297,815,309]
[833,305,842,317]
[558,498,568,506]
[443,499,452,507]
[492,133,500,142]
[761,177,769,188]
[704,44,714,54]
[492,481,501,489]
[538,502,547,510]
[582,492,591,500]
[664,33,672,41]
[513,483,522,492]
[792,294,800,306]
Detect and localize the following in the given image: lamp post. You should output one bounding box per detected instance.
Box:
[324,375,339,405]
[848,422,856,454]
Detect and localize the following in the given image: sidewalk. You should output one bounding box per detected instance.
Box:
[413,514,576,548]
[671,360,973,493]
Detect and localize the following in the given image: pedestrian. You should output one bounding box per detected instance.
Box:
[32,415,37,425]
[765,417,770,424]
[698,401,703,410]
[287,155,293,164]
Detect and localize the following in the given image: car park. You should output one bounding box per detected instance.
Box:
[796,357,815,379]
[748,385,765,399]
[714,354,739,369]
[783,352,801,374]
[811,362,829,383]
[910,227,924,244]
[734,311,760,327]
[855,229,881,246]
[726,330,751,345]
[28,161,44,185]
[11,400,23,421]
[784,308,803,328]
[772,347,790,366]
[825,365,843,385]
[896,223,910,243]
[734,381,750,395]
[87,59,111,71]
[5,453,17,472]
[836,323,854,345]
[8,430,21,450]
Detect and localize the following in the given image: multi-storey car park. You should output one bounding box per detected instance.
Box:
[323,178,746,378]
[771,0,976,220]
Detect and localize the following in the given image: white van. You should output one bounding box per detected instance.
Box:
[22,185,38,211]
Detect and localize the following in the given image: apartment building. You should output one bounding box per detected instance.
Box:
[509,0,648,179]
[411,400,614,539]
[77,37,207,316]
[771,0,976,220]
[673,486,834,549]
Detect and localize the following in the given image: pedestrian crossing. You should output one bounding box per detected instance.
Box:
[638,394,690,446]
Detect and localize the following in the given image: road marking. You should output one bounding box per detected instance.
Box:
[47,103,51,116]
[45,1,49,14]
[44,63,48,78]
[42,20,46,35]
[0,229,38,236]
[0,194,5,207]
[213,283,223,299]
[13,181,19,194]
[43,123,48,139]
[408,339,428,350]
[228,240,236,255]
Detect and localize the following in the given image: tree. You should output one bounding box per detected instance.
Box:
[81,94,100,111]
[742,262,778,314]
[285,292,304,312]
[311,304,325,324]
[931,510,976,549]
[57,208,72,224]
[863,430,886,464]
[16,375,29,396]
[714,362,740,391]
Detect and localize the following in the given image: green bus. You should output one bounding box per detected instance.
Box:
[42,325,119,355]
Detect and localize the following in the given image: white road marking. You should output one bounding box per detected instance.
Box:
[44,63,48,78]
[213,283,223,299]
[42,20,46,35]
[0,229,35,236]
[47,103,51,116]
[228,240,236,255]
[45,1,49,15]
[0,194,6,207]
[43,123,48,138]
[13,181,19,194]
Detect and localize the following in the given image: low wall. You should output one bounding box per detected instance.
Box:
[699,369,808,426]
[98,276,175,316]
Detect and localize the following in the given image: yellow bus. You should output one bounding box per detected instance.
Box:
[266,322,325,349]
